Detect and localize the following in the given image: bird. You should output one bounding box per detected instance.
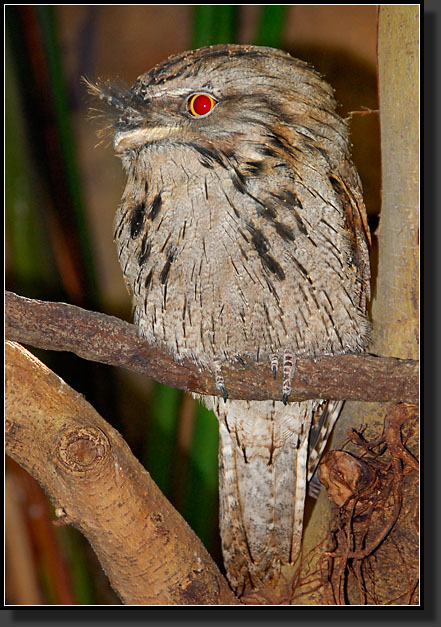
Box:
[88,44,371,599]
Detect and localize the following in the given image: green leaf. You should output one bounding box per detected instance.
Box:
[192,6,238,48]
[36,6,99,300]
[181,404,219,548]
[255,5,288,48]
[144,383,181,496]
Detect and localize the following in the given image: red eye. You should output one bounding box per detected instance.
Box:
[188,93,217,117]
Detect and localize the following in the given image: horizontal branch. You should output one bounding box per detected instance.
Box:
[5,291,418,404]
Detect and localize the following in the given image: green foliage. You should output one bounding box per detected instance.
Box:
[255,6,288,48]
[192,6,238,47]
[36,7,99,299]
[5,43,54,293]
[181,405,219,549]
[144,383,181,496]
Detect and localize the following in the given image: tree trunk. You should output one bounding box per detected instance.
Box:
[293,5,419,605]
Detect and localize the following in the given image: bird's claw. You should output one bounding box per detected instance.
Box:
[282,350,295,404]
[214,361,228,402]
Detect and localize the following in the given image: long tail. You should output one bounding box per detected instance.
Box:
[208,397,342,596]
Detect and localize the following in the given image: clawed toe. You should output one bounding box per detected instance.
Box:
[269,350,296,404]
[214,361,228,402]
[282,350,295,404]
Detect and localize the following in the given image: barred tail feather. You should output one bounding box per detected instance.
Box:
[307,399,344,480]
[208,397,342,595]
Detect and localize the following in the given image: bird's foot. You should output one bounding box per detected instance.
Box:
[269,350,296,404]
[214,360,228,402]
[282,350,296,405]
[270,353,279,380]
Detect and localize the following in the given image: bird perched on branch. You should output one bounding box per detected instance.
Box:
[88,44,371,600]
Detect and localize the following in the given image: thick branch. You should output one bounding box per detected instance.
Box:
[5,291,418,404]
[5,340,238,605]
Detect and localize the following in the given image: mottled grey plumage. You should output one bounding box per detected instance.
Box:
[89,44,370,597]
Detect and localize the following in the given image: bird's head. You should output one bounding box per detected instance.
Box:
[86,44,345,174]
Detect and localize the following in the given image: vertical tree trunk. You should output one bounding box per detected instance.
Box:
[294,5,419,605]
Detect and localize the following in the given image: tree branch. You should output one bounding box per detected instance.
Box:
[5,340,239,605]
[5,291,418,404]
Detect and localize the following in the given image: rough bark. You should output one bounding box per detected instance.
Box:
[5,340,238,605]
[293,5,419,605]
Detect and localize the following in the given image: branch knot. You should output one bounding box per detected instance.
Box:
[58,426,109,474]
